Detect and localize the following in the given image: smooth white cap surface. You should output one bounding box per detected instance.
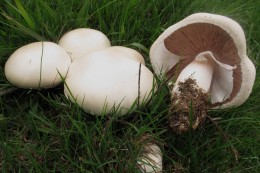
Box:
[5,42,71,89]
[58,28,111,61]
[64,47,155,116]
[107,46,145,65]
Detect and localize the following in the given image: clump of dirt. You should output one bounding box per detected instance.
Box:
[169,78,210,134]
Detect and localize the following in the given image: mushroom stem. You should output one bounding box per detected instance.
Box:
[169,51,216,133]
[172,51,215,94]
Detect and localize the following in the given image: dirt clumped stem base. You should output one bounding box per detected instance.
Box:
[169,78,210,134]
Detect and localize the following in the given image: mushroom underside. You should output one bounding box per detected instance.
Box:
[165,23,242,107]
[164,23,242,133]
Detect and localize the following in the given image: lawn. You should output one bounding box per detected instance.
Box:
[0,0,259,172]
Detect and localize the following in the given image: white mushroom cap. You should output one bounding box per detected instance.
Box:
[107,46,145,65]
[5,42,71,89]
[150,13,256,108]
[58,28,111,61]
[137,143,163,173]
[64,47,155,116]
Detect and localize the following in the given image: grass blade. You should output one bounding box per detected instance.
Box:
[14,0,36,30]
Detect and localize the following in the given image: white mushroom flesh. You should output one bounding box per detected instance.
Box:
[172,51,235,104]
[172,52,214,94]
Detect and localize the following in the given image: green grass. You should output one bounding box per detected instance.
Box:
[0,0,259,172]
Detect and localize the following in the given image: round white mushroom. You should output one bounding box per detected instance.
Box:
[5,42,71,89]
[149,13,256,133]
[137,143,163,173]
[58,28,111,61]
[64,47,155,116]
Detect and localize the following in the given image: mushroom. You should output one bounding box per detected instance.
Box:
[4,42,71,89]
[149,13,256,133]
[58,28,111,61]
[64,46,155,116]
[137,143,163,173]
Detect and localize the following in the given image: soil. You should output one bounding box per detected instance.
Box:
[169,78,210,134]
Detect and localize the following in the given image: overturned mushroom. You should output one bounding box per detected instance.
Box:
[150,13,256,133]
[64,46,155,116]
